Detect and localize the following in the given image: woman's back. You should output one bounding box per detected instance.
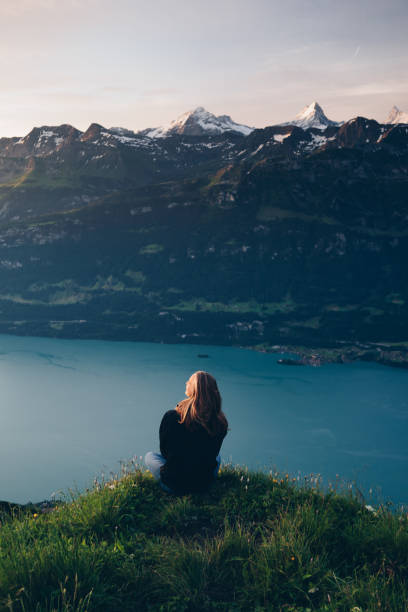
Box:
[145,371,228,494]
[159,408,226,493]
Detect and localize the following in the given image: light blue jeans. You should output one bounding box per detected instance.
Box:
[144,451,221,493]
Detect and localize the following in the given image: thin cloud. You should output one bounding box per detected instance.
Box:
[336,81,408,97]
[354,46,361,57]
[0,0,96,16]
[264,45,311,64]
[99,86,140,94]
[142,88,180,97]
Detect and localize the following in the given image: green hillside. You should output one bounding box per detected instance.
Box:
[1,465,407,611]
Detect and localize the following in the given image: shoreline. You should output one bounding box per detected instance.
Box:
[250,341,408,369]
[0,329,407,370]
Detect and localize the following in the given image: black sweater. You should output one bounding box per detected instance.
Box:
[159,409,226,494]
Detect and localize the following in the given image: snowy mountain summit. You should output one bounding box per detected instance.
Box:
[146,107,254,138]
[282,101,339,130]
[386,105,408,124]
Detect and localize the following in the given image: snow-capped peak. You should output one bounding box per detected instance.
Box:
[386,105,408,124]
[145,107,254,138]
[281,101,339,130]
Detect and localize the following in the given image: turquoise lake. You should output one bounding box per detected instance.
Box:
[0,334,407,505]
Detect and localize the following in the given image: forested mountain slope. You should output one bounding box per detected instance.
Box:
[0,112,406,360]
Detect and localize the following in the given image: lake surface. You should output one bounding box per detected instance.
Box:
[0,334,407,505]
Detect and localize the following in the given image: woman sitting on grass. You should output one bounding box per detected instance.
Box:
[145,371,228,494]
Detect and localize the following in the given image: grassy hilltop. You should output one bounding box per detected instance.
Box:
[0,466,407,611]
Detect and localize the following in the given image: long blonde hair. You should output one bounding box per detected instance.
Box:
[176,371,228,437]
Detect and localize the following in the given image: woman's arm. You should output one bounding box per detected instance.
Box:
[159,410,180,459]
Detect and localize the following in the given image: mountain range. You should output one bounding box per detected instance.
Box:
[141,101,407,137]
[0,102,407,365]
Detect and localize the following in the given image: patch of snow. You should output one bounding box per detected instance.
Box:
[34,130,55,148]
[146,126,167,139]
[280,101,340,130]
[198,141,223,149]
[305,133,328,150]
[250,143,265,155]
[40,130,56,139]
[145,106,254,138]
[273,133,291,143]
[386,105,408,124]
[33,130,65,149]
[109,127,133,136]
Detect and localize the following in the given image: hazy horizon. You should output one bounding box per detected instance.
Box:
[0,99,406,139]
[0,0,407,137]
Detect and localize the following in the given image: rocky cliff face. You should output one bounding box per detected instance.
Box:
[0,112,406,352]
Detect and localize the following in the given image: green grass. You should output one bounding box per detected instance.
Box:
[124,270,146,284]
[324,304,359,313]
[139,244,164,255]
[168,296,296,315]
[0,465,407,611]
[257,205,340,226]
[0,275,145,308]
[204,166,233,190]
[288,316,321,329]
[2,167,83,190]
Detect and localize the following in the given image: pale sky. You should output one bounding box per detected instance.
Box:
[0,0,407,136]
